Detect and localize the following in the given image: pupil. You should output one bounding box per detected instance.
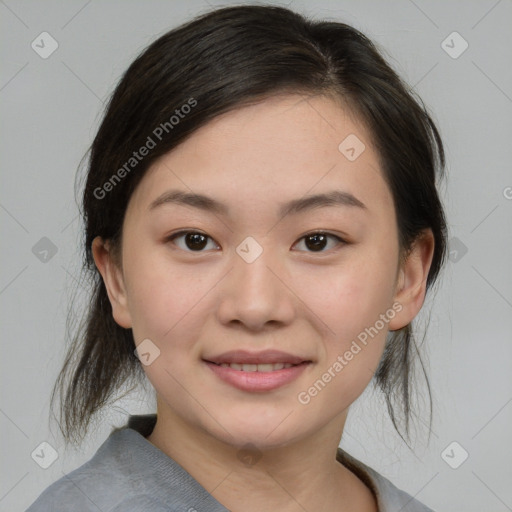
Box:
[186,233,207,250]
[305,234,327,251]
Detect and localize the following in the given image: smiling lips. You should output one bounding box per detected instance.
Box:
[218,362,296,371]
[204,349,310,368]
[203,350,312,392]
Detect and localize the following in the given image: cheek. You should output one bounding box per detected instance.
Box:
[123,250,213,343]
[292,262,394,415]
[290,246,398,392]
[294,255,397,334]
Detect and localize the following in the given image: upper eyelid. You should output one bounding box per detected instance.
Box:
[291,232,346,251]
[167,230,345,249]
[167,229,211,239]
[167,229,343,240]
[294,231,346,242]
[168,230,220,247]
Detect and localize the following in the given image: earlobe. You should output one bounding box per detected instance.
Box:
[388,230,435,331]
[91,236,132,329]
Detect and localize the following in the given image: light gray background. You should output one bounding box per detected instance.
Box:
[1,1,511,511]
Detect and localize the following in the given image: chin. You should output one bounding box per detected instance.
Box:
[204,415,311,452]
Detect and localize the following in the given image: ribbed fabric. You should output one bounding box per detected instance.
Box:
[336,449,435,511]
[27,414,435,511]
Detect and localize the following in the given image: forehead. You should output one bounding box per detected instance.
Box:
[127,93,393,220]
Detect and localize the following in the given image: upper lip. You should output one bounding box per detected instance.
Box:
[204,350,310,365]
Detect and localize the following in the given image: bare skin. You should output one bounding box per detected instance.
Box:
[93,93,434,512]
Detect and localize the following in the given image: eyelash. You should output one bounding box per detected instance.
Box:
[165,230,347,253]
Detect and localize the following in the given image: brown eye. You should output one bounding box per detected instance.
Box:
[293,232,344,253]
[305,233,328,251]
[185,232,208,250]
[168,231,219,252]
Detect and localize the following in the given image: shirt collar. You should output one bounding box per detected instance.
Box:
[118,414,391,511]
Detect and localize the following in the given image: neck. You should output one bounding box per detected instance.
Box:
[145,399,377,512]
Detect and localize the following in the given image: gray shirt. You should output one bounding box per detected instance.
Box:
[27,414,435,512]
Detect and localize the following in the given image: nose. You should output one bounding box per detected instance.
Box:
[216,246,296,332]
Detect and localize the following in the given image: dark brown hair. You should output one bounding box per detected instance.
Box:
[51,4,447,448]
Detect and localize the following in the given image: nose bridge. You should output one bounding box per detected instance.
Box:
[233,239,280,302]
[236,248,274,289]
[216,238,295,329]
[234,234,277,283]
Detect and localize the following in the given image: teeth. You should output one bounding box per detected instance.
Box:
[219,362,295,372]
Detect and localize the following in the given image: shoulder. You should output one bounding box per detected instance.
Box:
[27,475,168,512]
[337,448,436,512]
[364,466,436,512]
[26,428,167,512]
[26,415,229,512]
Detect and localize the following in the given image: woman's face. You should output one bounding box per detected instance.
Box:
[98,94,421,449]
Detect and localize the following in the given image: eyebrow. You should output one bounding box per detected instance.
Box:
[149,190,229,215]
[148,189,367,216]
[278,190,366,217]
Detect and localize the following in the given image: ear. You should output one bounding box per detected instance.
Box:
[91,236,132,329]
[388,229,435,331]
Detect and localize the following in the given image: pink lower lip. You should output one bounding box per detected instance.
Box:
[204,361,310,392]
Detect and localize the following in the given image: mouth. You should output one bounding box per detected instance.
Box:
[210,362,302,372]
[203,349,311,366]
[202,350,312,392]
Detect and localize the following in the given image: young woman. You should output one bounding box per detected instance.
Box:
[28,5,446,511]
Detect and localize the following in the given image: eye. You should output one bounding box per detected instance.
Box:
[292,232,345,252]
[167,230,219,252]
